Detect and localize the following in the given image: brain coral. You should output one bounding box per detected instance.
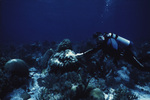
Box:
[4,59,29,77]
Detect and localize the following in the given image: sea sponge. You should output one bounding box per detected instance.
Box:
[4,59,29,77]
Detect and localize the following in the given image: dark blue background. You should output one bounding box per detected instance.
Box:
[0,0,150,45]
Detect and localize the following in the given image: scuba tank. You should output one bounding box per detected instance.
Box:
[107,33,147,71]
[107,33,132,47]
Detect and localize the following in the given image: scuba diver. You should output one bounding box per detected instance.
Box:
[76,32,150,72]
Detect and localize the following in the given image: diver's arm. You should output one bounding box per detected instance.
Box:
[76,45,102,58]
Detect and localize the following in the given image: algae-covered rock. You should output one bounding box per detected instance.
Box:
[49,49,78,73]
[57,39,72,52]
[4,59,29,77]
[21,92,31,100]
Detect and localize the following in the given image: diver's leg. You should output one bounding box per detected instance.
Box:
[132,56,150,72]
[124,50,150,72]
[113,58,119,68]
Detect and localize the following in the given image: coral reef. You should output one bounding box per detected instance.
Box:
[0,39,150,100]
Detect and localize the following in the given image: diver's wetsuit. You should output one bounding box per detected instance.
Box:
[79,33,149,72]
[82,37,119,57]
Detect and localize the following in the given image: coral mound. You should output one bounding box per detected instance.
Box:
[49,49,78,73]
[4,59,29,77]
[57,39,72,52]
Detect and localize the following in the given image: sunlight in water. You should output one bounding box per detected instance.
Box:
[99,0,113,24]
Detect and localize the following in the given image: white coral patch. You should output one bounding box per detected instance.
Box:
[66,50,76,58]
[49,49,78,68]
[50,58,63,67]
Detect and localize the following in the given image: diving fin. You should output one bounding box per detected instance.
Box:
[133,56,150,72]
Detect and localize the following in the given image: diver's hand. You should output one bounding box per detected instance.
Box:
[106,33,112,37]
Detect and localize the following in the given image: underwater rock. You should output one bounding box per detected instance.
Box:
[0,68,9,99]
[39,48,54,68]
[88,78,106,90]
[69,80,105,100]
[0,67,29,99]
[90,88,105,100]
[71,84,79,92]
[41,41,56,53]
[57,39,72,52]
[4,59,29,77]
[138,42,150,61]
[21,92,31,100]
[0,57,7,67]
[30,42,41,52]
[37,71,82,99]
[115,66,130,82]
[113,86,138,100]
[22,54,36,67]
[49,49,78,73]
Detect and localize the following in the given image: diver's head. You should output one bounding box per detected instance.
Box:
[96,35,105,44]
[93,32,106,44]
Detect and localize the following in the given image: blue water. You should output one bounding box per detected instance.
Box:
[0,0,150,45]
